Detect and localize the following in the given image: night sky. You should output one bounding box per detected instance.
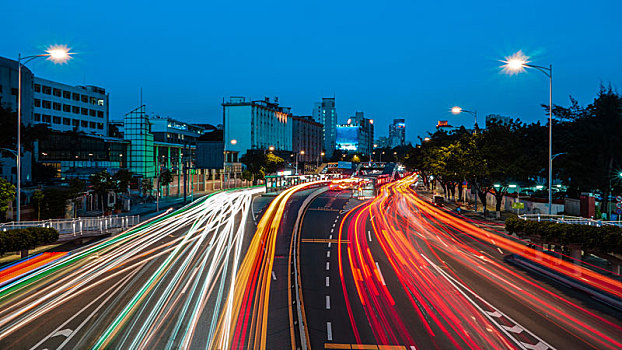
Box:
[4,0,621,142]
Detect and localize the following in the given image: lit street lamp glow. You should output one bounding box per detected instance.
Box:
[45,45,72,63]
[451,106,462,114]
[501,50,529,75]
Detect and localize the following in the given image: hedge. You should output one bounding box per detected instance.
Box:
[0,227,59,255]
[505,215,622,255]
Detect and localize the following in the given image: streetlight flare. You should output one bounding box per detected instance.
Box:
[46,44,72,64]
[451,106,462,114]
[501,50,529,75]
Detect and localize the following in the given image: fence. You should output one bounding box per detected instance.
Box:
[0,215,141,237]
[518,214,622,228]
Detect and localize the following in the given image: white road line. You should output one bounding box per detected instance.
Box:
[326,295,331,309]
[367,230,372,242]
[375,262,386,286]
[328,242,332,248]
[329,234,333,239]
[331,228,334,233]
[327,322,333,341]
[410,346,418,350]
[327,251,331,258]
[326,276,330,287]
[497,247,504,254]
[332,223,336,227]
[272,271,277,280]
[491,239,496,245]
[326,262,330,271]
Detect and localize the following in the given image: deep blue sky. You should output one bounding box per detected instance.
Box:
[4,0,621,142]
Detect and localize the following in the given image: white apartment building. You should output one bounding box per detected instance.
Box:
[33,77,109,136]
[223,96,292,156]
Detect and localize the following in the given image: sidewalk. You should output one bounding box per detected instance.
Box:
[417,188,509,226]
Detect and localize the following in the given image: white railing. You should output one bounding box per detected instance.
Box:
[0,215,141,236]
[518,214,622,228]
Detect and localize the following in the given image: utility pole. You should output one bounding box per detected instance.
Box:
[183,142,187,203]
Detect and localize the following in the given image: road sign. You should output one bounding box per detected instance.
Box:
[617,195,622,202]
[617,202,622,209]
[512,202,525,209]
[617,209,622,215]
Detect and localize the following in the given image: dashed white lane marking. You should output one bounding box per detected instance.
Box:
[326,295,331,309]
[332,223,336,227]
[410,346,417,350]
[328,242,332,248]
[329,234,333,239]
[327,251,331,258]
[497,247,504,254]
[272,271,276,280]
[367,230,372,242]
[326,276,330,287]
[326,262,330,270]
[327,322,333,341]
[491,239,496,245]
[331,228,334,233]
[375,262,386,286]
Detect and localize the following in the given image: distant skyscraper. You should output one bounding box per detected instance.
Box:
[312,97,337,157]
[389,118,406,148]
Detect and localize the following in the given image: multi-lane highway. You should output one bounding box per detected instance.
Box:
[1,176,621,350]
[298,175,622,350]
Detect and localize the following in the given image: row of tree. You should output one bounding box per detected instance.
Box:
[0,227,59,256]
[403,86,622,217]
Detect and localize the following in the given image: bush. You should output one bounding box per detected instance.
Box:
[0,227,59,255]
[505,215,622,254]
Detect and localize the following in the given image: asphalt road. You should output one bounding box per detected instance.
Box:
[299,178,622,350]
[0,187,266,350]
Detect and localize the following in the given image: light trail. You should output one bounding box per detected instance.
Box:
[338,175,622,349]
[0,186,265,349]
[210,180,328,350]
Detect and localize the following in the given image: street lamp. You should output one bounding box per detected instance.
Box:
[16,45,72,222]
[317,151,325,168]
[502,50,553,214]
[451,106,478,129]
[296,150,305,175]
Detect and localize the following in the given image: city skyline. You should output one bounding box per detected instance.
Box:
[3,1,621,142]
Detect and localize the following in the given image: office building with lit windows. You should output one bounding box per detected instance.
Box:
[223,96,292,156]
[32,78,109,136]
[388,118,406,147]
[292,115,323,163]
[336,111,374,155]
[312,97,337,157]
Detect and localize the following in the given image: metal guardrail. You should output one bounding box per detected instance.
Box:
[518,214,622,228]
[0,215,141,236]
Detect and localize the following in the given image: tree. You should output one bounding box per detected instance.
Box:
[40,188,70,219]
[158,169,174,196]
[240,150,284,184]
[113,169,133,195]
[32,189,44,221]
[141,178,153,197]
[264,153,284,174]
[0,178,16,222]
[67,178,86,218]
[551,86,622,215]
[89,171,114,214]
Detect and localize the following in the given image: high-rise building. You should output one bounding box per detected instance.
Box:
[312,97,337,157]
[336,111,374,156]
[388,118,406,147]
[223,96,292,157]
[292,115,323,163]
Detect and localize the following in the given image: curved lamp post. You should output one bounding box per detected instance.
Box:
[451,106,478,130]
[502,50,553,214]
[17,45,72,222]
